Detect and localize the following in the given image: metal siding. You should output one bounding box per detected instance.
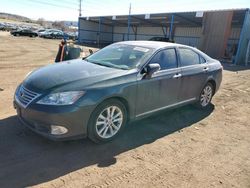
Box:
[137,27,164,35]
[229,27,241,39]
[174,27,202,37]
[199,11,234,58]
[235,9,250,65]
[113,26,167,41]
[79,19,113,44]
[174,27,201,47]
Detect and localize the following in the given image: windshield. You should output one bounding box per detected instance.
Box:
[86,44,154,70]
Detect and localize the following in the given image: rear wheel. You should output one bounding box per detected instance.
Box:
[88,99,127,143]
[196,82,214,109]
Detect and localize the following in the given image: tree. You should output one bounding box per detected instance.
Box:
[52,21,66,31]
[37,18,46,27]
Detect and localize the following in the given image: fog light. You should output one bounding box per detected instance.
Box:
[50,125,68,135]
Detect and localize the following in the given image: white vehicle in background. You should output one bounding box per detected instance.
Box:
[38,29,63,37]
[36,28,46,36]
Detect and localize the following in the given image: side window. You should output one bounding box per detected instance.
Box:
[150,48,177,70]
[199,55,206,64]
[179,48,200,67]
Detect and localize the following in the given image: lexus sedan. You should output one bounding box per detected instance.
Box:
[14,41,222,143]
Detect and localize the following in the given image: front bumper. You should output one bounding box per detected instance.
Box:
[13,99,94,141]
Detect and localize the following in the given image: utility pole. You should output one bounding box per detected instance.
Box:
[79,0,82,17]
[127,3,131,40]
[78,0,82,43]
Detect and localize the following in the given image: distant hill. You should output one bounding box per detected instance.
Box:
[0,12,77,31]
[0,12,33,23]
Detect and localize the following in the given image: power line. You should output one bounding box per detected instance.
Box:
[49,0,79,6]
[24,0,78,10]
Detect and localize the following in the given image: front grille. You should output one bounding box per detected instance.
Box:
[16,85,40,108]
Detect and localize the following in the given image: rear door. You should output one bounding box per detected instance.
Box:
[136,48,181,116]
[177,47,209,101]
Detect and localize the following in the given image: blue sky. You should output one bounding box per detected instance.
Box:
[1,0,250,21]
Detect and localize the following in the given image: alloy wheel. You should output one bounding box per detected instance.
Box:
[200,85,213,107]
[95,105,123,139]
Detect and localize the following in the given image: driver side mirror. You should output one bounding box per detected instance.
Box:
[142,63,161,78]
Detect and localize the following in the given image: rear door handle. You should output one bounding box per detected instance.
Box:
[173,73,182,79]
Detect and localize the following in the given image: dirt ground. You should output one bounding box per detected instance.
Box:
[0,31,250,188]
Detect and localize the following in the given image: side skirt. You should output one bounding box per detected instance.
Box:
[135,98,197,119]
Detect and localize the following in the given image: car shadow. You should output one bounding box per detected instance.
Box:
[0,104,214,188]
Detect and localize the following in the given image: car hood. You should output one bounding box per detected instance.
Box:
[23,59,131,92]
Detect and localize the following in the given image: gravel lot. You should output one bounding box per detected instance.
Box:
[0,32,250,188]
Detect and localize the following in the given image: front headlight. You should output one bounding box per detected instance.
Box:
[37,91,85,105]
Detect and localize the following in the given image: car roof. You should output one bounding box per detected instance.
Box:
[114,40,213,60]
[115,40,186,50]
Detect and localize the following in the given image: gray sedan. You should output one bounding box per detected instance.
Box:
[14,41,222,143]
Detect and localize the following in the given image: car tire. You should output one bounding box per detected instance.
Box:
[196,82,214,109]
[87,99,127,143]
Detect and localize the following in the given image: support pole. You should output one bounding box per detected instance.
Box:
[112,25,114,43]
[98,17,101,48]
[169,14,174,40]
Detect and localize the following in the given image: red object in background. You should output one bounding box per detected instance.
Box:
[55,40,67,62]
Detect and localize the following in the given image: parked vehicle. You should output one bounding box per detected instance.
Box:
[65,32,78,40]
[149,37,174,43]
[40,30,67,39]
[11,29,38,37]
[1,23,17,31]
[14,41,222,143]
[38,29,59,36]
[35,28,46,36]
[0,23,5,31]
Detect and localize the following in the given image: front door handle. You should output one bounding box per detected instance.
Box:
[173,73,182,79]
[203,67,209,72]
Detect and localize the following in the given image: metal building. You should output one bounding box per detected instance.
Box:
[78,8,250,65]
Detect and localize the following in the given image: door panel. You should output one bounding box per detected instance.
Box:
[179,64,208,101]
[135,75,161,115]
[177,47,209,101]
[155,68,182,107]
[136,69,182,116]
[135,48,181,116]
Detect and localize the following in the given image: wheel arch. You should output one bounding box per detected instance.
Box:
[207,79,216,95]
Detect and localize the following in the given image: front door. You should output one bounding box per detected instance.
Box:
[136,48,181,117]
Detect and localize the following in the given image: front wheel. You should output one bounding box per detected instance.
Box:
[88,99,127,143]
[196,82,214,109]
